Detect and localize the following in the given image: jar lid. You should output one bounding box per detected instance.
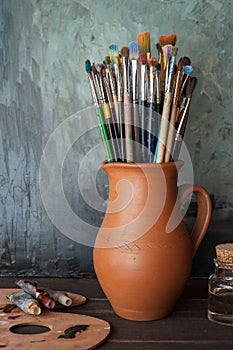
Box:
[216,243,233,264]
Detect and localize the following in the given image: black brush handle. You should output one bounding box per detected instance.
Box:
[140,100,148,163]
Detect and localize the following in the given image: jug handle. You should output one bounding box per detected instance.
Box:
[179,185,212,257]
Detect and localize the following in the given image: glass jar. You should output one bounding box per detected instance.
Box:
[208,258,233,326]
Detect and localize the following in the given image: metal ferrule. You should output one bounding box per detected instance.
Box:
[88,73,99,106]
[98,75,107,104]
[166,56,176,92]
[155,70,161,104]
[106,67,117,96]
[173,70,182,105]
[131,59,138,103]
[103,77,113,104]
[140,64,147,102]
[93,73,103,103]
[149,66,156,104]
[114,64,124,102]
[122,56,130,93]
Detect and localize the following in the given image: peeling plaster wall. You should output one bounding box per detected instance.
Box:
[0,0,232,277]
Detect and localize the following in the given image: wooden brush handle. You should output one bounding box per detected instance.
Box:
[164,103,177,162]
[156,92,172,163]
[124,92,134,162]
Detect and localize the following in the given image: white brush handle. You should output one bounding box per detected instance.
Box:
[156,92,172,163]
[124,92,134,162]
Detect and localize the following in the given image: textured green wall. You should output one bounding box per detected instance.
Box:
[0,0,232,277]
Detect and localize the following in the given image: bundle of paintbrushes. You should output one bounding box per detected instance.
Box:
[85,32,197,163]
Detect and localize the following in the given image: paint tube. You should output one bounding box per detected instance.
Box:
[7,291,41,316]
[16,280,55,309]
[41,287,72,307]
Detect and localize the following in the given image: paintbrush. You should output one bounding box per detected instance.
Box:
[163,44,172,93]
[101,65,122,160]
[176,58,193,123]
[147,57,159,161]
[138,53,148,162]
[164,57,183,162]
[158,34,177,102]
[136,31,151,63]
[172,76,197,161]
[109,44,125,161]
[115,54,125,161]
[122,45,134,162]
[137,31,151,162]
[128,41,140,162]
[85,59,115,162]
[104,55,119,128]
[95,62,120,161]
[166,46,178,93]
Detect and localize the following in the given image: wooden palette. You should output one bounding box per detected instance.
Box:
[0,289,111,350]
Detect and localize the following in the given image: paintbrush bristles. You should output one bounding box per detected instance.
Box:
[158,34,177,47]
[121,46,129,58]
[128,41,140,60]
[109,44,118,64]
[182,56,191,66]
[148,57,159,67]
[171,46,178,57]
[137,31,151,54]
[105,56,111,65]
[85,59,92,73]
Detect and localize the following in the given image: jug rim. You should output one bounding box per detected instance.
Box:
[102,160,184,170]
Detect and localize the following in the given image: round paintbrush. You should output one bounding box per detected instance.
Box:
[172,76,197,162]
[122,45,134,162]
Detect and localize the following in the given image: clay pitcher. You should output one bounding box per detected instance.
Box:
[93,161,212,321]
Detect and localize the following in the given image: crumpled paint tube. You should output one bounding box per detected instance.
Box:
[41,287,72,307]
[7,291,41,316]
[16,280,55,309]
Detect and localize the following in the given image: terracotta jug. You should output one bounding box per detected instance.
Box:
[93,161,212,321]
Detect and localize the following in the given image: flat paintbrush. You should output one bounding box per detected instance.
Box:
[122,46,134,162]
[166,46,178,93]
[136,31,151,63]
[158,34,177,104]
[85,60,114,162]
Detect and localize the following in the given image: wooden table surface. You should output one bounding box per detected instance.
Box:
[0,277,232,349]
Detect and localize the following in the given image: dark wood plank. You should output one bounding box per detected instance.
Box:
[0,278,232,350]
[99,341,233,350]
